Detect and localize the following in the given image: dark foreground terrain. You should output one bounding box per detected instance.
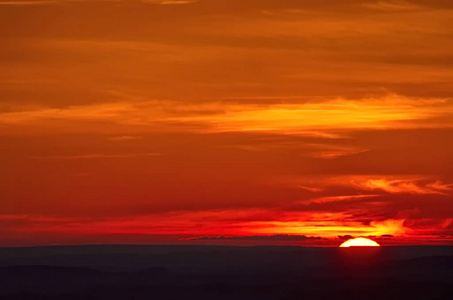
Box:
[0,245,452,299]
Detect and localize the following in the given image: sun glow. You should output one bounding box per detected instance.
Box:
[339,238,380,247]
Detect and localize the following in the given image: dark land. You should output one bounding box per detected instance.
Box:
[0,245,452,299]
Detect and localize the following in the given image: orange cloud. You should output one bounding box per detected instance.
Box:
[357,178,453,195]
[247,218,407,238]
[1,95,452,136]
[31,152,162,160]
[291,175,453,196]
[302,194,380,205]
[0,1,58,5]
[360,1,423,12]
[171,96,453,134]
[2,210,406,239]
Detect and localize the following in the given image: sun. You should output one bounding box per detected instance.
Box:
[339,237,380,247]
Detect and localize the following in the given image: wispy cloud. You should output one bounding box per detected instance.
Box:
[0,210,407,238]
[0,0,196,5]
[1,95,452,135]
[361,1,424,12]
[0,1,58,5]
[302,194,380,205]
[30,152,161,160]
[142,0,197,4]
[356,178,453,195]
[188,234,322,241]
[108,135,142,141]
[291,175,453,196]
[169,95,453,134]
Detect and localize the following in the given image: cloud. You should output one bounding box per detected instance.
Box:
[0,1,58,5]
[142,0,197,4]
[302,194,380,205]
[357,178,453,195]
[1,95,452,136]
[108,135,142,141]
[0,210,408,238]
[304,144,369,159]
[293,176,453,196]
[169,95,453,134]
[338,235,354,240]
[0,0,196,5]
[380,234,394,238]
[189,234,322,241]
[360,1,424,12]
[30,152,161,160]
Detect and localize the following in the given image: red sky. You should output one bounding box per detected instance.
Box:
[1,0,453,247]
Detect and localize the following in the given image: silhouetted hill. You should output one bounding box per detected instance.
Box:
[0,245,452,299]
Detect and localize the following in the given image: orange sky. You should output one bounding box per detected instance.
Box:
[1,0,453,246]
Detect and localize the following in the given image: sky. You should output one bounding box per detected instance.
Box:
[1,0,453,247]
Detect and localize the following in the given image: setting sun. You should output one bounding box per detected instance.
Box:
[339,238,381,248]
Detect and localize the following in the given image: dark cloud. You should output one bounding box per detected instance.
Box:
[191,235,322,241]
[338,235,354,240]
